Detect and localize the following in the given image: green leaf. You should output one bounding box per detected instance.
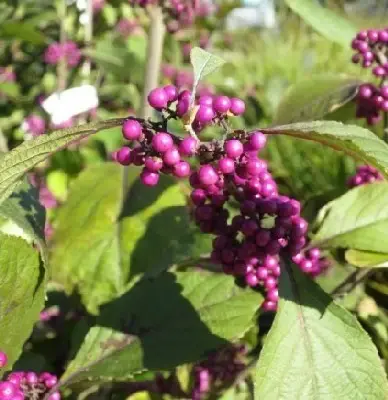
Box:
[0,234,46,373]
[254,262,388,399]
[0,82,20,98]
[0,21,46,44]
[0,118,124,204]
[0,179,46,262]
[273,76,361,125]
[61,270,263,385]
[263,121,388,178]
[50,163,211,314]
[345,249,388,268]
[190,47,225,101]
[311,183,388,253]
[285,0,357,47]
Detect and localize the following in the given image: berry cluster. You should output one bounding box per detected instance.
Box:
[292,247,331,278]
[351,29,388,125]
[191,345,246,400]
[347,165,384,188]
[114,86,245,187]
[22,115,46,137]
[0,352,60,400]
[44,41,81,67]
[129,0,197,33]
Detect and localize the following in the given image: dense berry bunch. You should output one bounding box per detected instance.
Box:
[191,345,246,400]
[116,19,139,38]
[130,0,198,33]
[0,352,60,400]
[351,29,388,125]
[292,247,331,278]
[44,41,81,67]
[347,165,384,188]
[22,115,46,137]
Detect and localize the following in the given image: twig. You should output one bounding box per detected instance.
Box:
[330,268,373,298]
[57,0,67,92]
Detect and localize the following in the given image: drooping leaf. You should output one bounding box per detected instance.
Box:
[285,0,357,48]
[345,249,388,268]
[61,270,263,385]
[190,47,225,102]
[0,179,46,262]
[50,163,211,314]
[0,118,124,204]
[273,76,360,125]
[262,121,388,178]
[254,262,388,399]
[311,182,388,253]
[0,234,46,374]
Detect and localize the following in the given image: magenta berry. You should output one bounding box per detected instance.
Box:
[122,119,142,141]
[116,147,131,165]
[173,161,191,177]
[152,132,174,153]
[229,97,246,116]
[179,136,198,156]
[218,157,235,174]
[195,105,215,124]
[213,95,231,113]
[0,382,15,399]
[163,84,178,102]
[140,170,160,187]
[224,139,244,159]
[163,147,181,166]
[198,165,218,185]
[145,156,163,172]
[147,88,168,109]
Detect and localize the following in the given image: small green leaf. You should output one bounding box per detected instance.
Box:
[190,47,225,102]
[0,21,47,44]
[285,0,357,47]
[274,76,360,125]
[254,262,388,399]
[61,270,262,385]
[0,82,20,99]
[311,182,388,253]
[263,121,388,178]
[0,234,46,373]
[346,249,388,268]
[0,118,124,205]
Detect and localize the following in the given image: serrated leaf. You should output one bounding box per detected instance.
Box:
[254,262,388,399]
[311,182,388,253]
[0,234,46,374]
[50,163,211,314]
[285,0,357,48]
[274,76,360,125]
[190,47,225,102]
[0,118,124,205]
[345,249,388,268]
[263,121,388,178]
[61,270,263,385]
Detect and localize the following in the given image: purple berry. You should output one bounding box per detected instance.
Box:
[179,137,198,156]
[140,169,159,187]
[145,156,163,172]
[152,132,173,153]
[255,230,271,247]
[198,95,213,106]
[256,266,269,280]
[358,84,373,99]
[25,372,38,384]
[195,105,215,124]
[163,85,178,102]
[267,288,279,302]
[163,147,181,166]
[245,272,258,287]
[147,88,168,109]
[224,139,243,159]
[173,161,191,177]
[47,393,61,400]
[249,131,266,150]
[262,300,277,312]
[198,165,218,186]
[122,119,142,141]
[0,382,16,399]
[213,95,231,113]
[218,157,235,174]
[116,147,131,165]
[229,98,245,116]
